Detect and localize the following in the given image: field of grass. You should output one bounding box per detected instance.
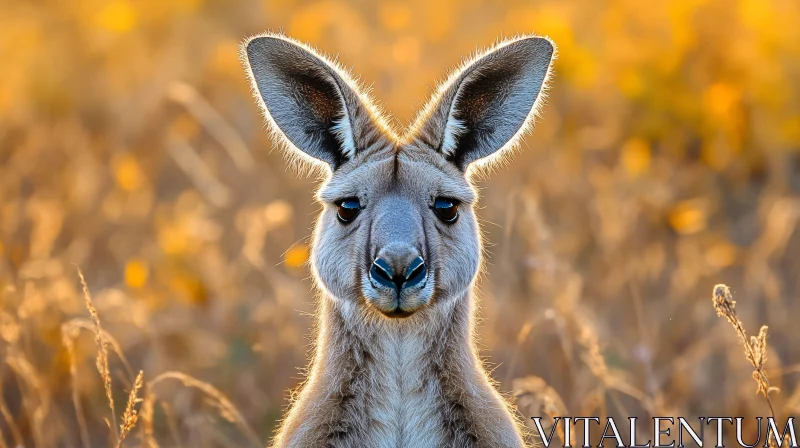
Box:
[1,0,800,446]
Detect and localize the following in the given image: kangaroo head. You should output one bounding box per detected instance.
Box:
[243,34,554,319]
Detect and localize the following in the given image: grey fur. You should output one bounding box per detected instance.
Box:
[242,33,556,447]
[411,37,554,171]
[246,36,389,168]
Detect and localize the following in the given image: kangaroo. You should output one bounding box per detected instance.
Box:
[242,33,555,448]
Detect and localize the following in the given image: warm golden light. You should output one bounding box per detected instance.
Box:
[0,0,799,445]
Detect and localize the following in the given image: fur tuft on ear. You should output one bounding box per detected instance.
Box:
[405,34,556,172]
[240,33,395,171]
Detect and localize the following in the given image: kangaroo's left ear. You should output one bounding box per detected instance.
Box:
[412,36,555,171]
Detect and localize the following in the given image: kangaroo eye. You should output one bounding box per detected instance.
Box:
[433,197,459,223]
[336,198,361,223]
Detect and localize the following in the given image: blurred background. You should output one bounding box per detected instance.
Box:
[1,0,800,446]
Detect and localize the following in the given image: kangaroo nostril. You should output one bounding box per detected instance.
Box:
[404,256,424,279]
[404,256,426,288]
[373,258,393,279]
[370,258,396,289]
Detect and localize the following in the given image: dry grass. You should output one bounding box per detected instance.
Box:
[79,268,119,442]
[1,0,800,446]
[712,284,779,417]
[144,372,262,448]
[117,370,144,448]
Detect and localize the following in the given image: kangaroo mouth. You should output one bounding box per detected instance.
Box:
[381,307,414,318]
[382,292,416,318]
[364,283,428,318]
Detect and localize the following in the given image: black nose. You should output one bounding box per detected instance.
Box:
[370,255,426,291]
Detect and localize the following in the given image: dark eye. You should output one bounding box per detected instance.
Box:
[336,198,361,223]
[433,197,459,223]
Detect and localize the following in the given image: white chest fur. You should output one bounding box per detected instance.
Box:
[362,328,445,448]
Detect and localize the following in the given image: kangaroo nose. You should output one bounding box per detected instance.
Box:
[370,254,427,292]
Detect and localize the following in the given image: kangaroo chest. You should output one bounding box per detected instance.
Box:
[357,333,446,448]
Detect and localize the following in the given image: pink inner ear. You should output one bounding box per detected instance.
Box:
[401,35,555,172]
[296,82,338,123]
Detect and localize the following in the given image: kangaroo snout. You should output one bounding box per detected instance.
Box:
[370,253,426,292]
[368,244,428,317]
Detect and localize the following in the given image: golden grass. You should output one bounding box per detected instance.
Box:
[712,284,779,417]
[78,268,119,442]
[144,372,262,448]
[67,270,260,448]
[1,0,800,445]
[61,322,91,448]
[117,370,144,448]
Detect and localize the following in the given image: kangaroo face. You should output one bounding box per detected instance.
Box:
[243,33,554,319]
[313,148,479,318]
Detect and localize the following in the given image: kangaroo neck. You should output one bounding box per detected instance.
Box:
[313,294,481,447]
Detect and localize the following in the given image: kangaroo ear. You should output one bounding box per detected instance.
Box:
[413,36,555,171]
[243,34,372,170]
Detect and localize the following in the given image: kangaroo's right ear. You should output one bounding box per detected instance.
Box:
[242,34,374,170]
